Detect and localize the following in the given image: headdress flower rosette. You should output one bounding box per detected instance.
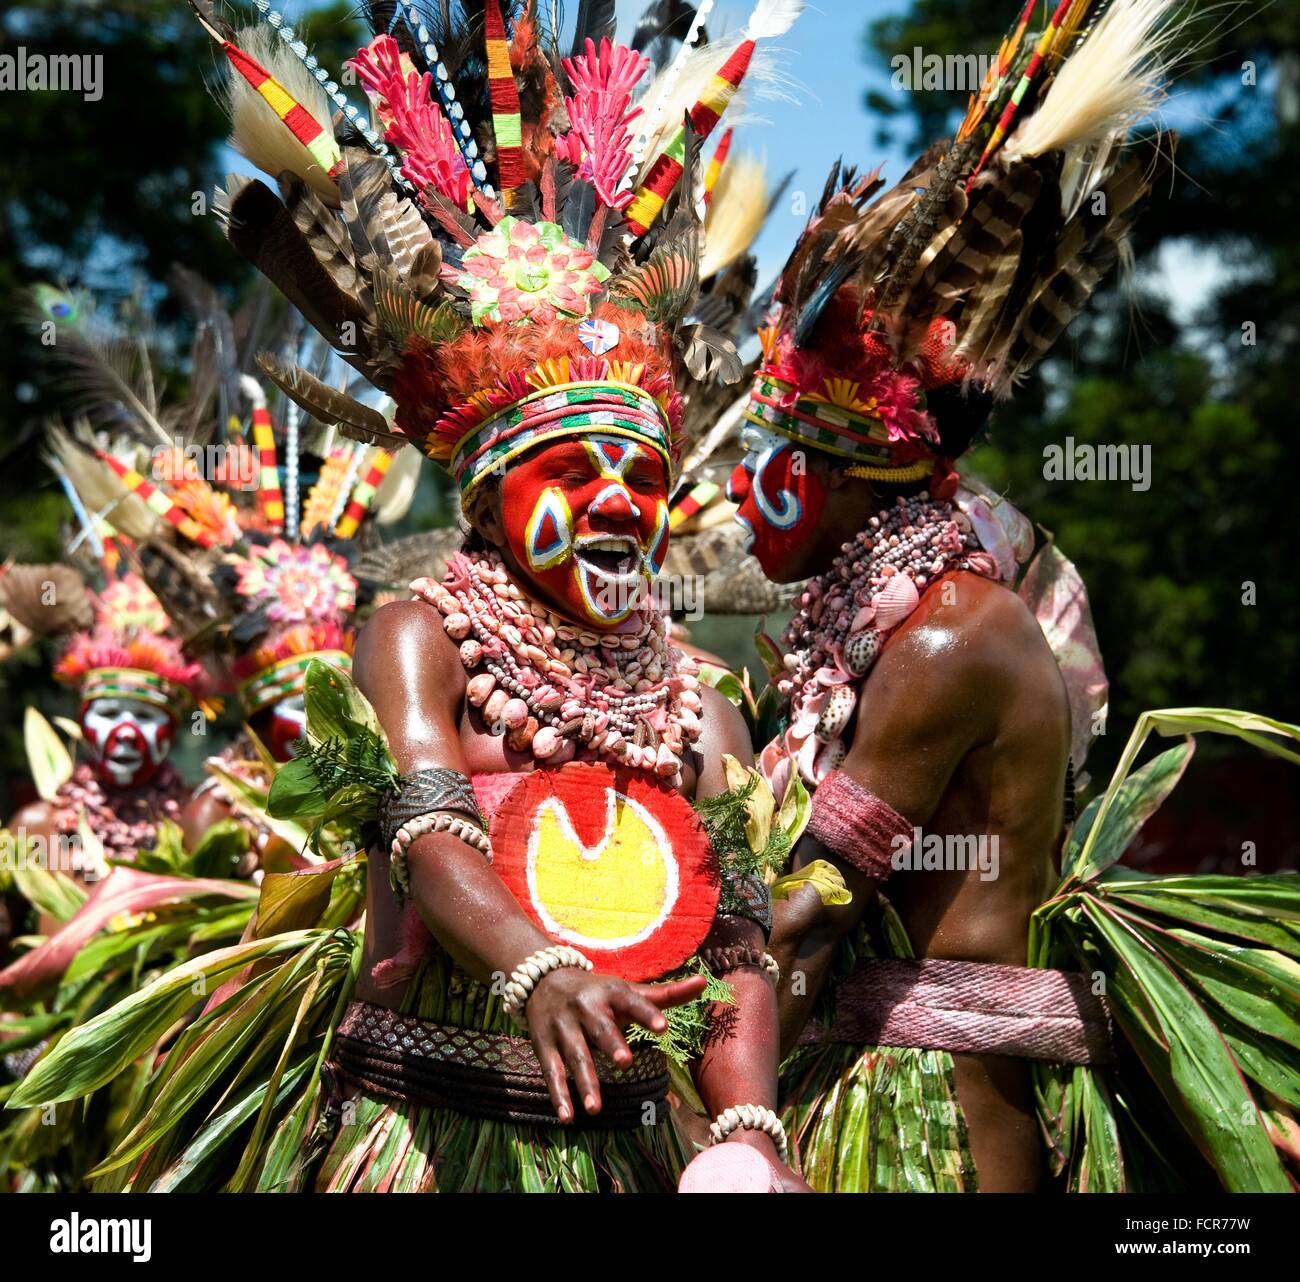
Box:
[228,540,359,713]
[234,539,358,625]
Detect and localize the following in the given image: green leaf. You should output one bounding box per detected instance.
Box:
[132,819,188,875]
[1102,880,1300,955]
[303,659,382,747]
[1216,1011,1300,1108]
[189,820,248,879]
[150,1058,313,1192]
[1152,927,1300,1050]
[1104,872,1300,921]
[697,666,758,722]
[1071,1067,1127,1192]
[253,856,355,938]
[6,931,326,1108]
[776,768,811,851]
[1072,741,1194,883]
[11,862,86,923]
[266,756,325,820]
[753,630,786,683]
[23,706,73,801]
[1081,900,1290,1191]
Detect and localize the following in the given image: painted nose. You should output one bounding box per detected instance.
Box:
[590,483,638,522]
[726,460,752,504]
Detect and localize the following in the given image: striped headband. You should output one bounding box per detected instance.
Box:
[240,649,353,717]
[744,372,934,482]
[81,667,182,716]
[451,381,674,506]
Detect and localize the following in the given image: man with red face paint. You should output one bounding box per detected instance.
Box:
[331,377,809,1188]
[6,581,208,881]
[731,63,1181,1187]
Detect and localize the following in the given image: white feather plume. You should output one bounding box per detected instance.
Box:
[745,0,803,41]
[1004,0,1179,167]
[700,152,770,278]
[224,26,338,205]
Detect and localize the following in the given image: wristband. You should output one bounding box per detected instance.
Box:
[708,1103,789,1164]
[502,944,593,1024]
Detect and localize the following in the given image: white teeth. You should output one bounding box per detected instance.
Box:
[576,536,636,553]
[576,557,641,587]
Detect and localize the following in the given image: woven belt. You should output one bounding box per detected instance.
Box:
[330,1000,670,1129]
[801,957,1114,1066]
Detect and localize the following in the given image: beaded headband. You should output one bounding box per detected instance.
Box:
[80,667,182,716]
[452,380,675,504]
[240,649,353,716]
[743,310,960,483]
[745,372,917,469]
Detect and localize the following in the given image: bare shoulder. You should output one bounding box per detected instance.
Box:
[354,598,467,733]
[883,572,1055,687]
[356,598,454,663]
[692,682,754,801]
[356,599,463,683]
[698,682,753,760]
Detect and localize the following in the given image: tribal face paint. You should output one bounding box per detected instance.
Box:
[501,434,669,627]
[81,697,174,788]
[727,423,826,581]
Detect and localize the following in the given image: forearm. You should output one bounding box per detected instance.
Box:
[692,917,779,1115]
[405,833,554,985]
[775,919,840,1059]
[770,835,880,1057]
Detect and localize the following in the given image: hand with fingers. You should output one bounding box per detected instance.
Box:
[524,969,708,1122]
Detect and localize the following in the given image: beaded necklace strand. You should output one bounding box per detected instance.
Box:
[412,549,703,778]
[772,494,995,786]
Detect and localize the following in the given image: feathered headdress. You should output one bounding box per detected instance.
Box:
[30,281,406,715]
[54,574,211,716]
[748,0,1179,495]
[193,0,801,509]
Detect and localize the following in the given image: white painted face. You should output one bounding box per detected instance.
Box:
[81,698,174,788]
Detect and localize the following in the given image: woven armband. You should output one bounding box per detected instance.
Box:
[380,768,489,903]
[718,869,773,937]
[380,768,484,850]
[806,771,913,881]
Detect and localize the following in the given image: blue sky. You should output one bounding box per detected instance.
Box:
[612,0,912,284]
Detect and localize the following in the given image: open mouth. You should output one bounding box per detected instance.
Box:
[574,535,643,585]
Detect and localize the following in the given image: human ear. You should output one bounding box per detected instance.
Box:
[468,485,507,548]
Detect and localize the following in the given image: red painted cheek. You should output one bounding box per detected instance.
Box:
[726,460,752,505]
[735,448,825,574]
